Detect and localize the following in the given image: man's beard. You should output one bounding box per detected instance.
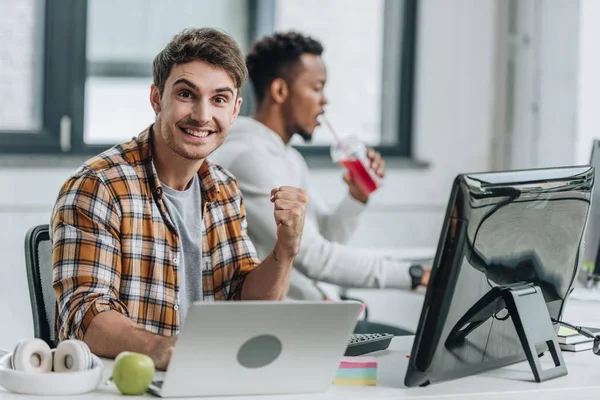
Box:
[286,120,312,143]
[282,105,313,143]
[296,128,313,143]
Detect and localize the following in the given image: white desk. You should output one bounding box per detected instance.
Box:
[1,299,599,399]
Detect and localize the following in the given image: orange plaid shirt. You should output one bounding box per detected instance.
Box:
[51,127,260,341]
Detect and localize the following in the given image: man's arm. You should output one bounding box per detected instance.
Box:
[313,192,366,244]
[225,152,413,290]
[241,242,296,300]
[52,171,175,370]
[84,311,175,370]
[241,187,308,300]
[295,227,413,289]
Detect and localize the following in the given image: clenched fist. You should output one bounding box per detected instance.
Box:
[270,186,308,257]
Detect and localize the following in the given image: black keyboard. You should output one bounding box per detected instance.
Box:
[345,333,394,356]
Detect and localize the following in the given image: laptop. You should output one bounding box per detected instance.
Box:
[148,301,362,397]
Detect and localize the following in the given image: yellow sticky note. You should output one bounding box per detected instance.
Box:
[558,326,578,337]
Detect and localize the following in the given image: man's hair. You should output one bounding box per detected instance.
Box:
[246,31,323,103]
[152,28,247,96]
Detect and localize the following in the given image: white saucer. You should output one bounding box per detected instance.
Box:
[0,352,104,395]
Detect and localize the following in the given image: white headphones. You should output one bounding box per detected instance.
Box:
[11,338,94,373]
[0,338,104,395]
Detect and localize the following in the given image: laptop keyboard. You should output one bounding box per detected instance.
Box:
[345,333,394,356]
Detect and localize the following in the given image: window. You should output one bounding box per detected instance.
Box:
[84,0,250,146]
[0,0,417,158]
[276,0,385,147]
[0,0,77,153]
[275,0,417,156]
[0,0,43,131]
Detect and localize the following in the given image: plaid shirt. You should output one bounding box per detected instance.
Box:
[51,127,260,341]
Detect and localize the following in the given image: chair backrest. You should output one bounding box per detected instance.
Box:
[24,224,56,348]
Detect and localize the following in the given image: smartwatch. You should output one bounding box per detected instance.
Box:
[409,264,424,290]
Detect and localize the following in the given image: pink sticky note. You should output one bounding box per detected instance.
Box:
[339,356,378,369]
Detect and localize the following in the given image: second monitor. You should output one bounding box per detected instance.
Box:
[579,139,600,286]
[405,166,594,387]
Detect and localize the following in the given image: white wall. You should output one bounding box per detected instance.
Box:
[506,0,600,169]
[576,0,600,164]
[0,0,503,348]
[0,167,77,349]
[507,0,580,169]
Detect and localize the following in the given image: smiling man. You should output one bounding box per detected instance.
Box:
[50,28,308,370]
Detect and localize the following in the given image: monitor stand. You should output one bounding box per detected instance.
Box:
[445,283,567,382]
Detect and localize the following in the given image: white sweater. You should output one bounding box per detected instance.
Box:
[210,117,412,300]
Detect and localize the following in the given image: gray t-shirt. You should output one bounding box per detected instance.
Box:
[161,174,203,326]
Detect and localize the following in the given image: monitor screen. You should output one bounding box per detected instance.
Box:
[404,166,594,387]
[579,140,600,284]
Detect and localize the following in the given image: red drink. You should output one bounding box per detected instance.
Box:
[330,136,383,196]
[339,159,379,195]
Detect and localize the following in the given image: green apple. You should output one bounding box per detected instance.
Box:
[112,351,155,395]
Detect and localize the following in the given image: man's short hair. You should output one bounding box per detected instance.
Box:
[246,31,323,103]
[152,28,247,96]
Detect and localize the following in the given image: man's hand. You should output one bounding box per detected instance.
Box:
[241,187,308,301]
[83,310,178,372]
[149,335,178,371]
[271,186,308,258]
[421,267,431,287]
[345,148,386,204]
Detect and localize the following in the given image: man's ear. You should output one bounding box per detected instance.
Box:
[150,84,162,114]
[231,96,243,122]
[270,78,289,105]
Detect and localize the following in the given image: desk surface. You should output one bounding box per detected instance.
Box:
[1,299,599,399]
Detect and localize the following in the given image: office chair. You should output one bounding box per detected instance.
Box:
[24,224,57,348]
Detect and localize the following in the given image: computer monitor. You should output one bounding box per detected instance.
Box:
[579,140,600,286]
[404,166,594,387]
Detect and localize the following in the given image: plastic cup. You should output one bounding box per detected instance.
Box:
[330,137,383,195]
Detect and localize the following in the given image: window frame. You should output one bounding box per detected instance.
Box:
[0,0,80,154]
[1,0,418,158]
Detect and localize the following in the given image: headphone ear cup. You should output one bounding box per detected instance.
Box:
[54,340,93,372]
[10,339,53,373]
